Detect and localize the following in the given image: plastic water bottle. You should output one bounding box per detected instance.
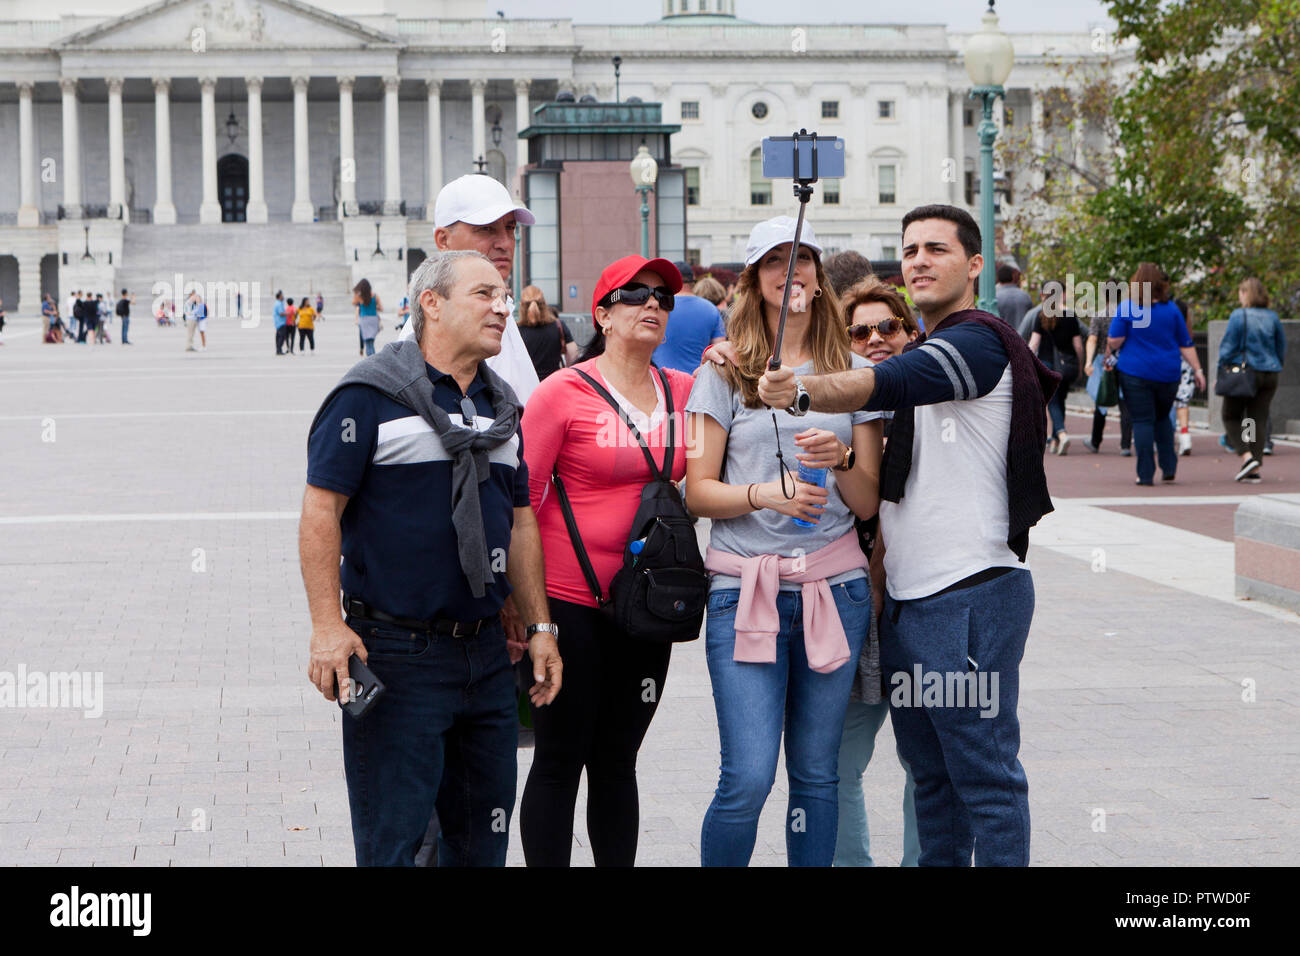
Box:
[791,463,827,529]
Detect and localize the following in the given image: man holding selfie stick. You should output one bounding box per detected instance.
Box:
[759,203,1059,867]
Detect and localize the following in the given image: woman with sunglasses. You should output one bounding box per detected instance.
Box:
[834,276,921,867]
[519,255,694,867]
[685,217,884,866]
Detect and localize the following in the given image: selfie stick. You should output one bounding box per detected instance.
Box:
[769,129,819,372]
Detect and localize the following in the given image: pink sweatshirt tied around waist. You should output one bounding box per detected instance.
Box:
[703,531,867,674]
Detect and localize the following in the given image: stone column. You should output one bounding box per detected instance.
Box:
[470,79,487,171]
[59,77,82,217]
[1030,89,1045,194]
[107,76,127,220]
[152,77,176,224]
[291,75,314,222]
[245,76,267,222]
[848,83,868,206]
[199,76,222,223]
[424,78,442,218]
[949,90,966,205]
[513,78,530,173]
[383,75,401,214]
[338,75,356,213]
[17,81,38,226]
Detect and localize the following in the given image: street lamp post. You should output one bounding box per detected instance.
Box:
[964,0,1014,314]
[629,144,658,258]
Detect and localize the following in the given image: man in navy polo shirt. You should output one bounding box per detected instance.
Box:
[301,250,562,867]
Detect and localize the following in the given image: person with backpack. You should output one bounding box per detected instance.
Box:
[518,255,698,866]
[684,217,885,867]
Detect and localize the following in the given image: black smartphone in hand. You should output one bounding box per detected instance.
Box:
[335,654,386,719]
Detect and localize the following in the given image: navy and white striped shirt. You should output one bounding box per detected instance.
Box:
[307,364,530,621]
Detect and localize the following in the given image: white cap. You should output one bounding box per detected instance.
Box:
[744,215,823,267]
[433,174,536,229]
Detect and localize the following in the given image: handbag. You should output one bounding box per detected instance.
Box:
[1095,367,1119,407]
[551,367,707,643]
[1215,310,1258,398]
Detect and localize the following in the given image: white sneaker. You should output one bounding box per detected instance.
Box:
[1179,431,1192,456]
[1056,432,1071,456]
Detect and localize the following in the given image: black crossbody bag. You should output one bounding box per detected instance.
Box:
[551,367,707,643]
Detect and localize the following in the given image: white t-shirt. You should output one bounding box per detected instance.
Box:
[879,364,1024,599]
[397,297,539,406]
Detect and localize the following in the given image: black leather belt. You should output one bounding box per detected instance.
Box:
[344,597,493,638]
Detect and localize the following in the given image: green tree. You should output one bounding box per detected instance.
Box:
[1002,0,1300,320]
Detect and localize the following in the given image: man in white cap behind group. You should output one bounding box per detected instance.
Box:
[399,174,541,405]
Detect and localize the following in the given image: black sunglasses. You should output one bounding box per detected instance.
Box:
[602,282,675,312]
[848,317,906,341]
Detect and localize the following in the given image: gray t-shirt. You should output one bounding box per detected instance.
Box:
[997,284,1033,330]
[686,356,883,592]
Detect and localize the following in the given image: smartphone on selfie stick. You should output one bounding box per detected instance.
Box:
[759,131,846,370]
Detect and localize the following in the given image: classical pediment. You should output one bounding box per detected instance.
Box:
[57,0,402,51]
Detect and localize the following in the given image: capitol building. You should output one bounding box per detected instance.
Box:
[0,0,1109,319]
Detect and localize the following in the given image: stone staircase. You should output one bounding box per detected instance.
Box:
[116,222,355,324]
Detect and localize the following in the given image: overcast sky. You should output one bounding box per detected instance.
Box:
[495,0,1116,33]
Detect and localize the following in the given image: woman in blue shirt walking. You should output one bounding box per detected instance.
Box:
[1106,263,1206,485]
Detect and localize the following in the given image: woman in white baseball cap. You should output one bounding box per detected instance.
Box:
[683,215,885,866]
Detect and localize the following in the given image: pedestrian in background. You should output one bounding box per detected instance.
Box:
[297,296,316,353]
[1082,284,1132,454]
[1106,263,1205,485]
[996,263,1033,330]
[651,262,727,374]
[1027,282,1083,455]
[116,289,135,346]
[823,249,875,298]
[285,295,298,355]
[517,285,576,382]
[354,279,382,357]
[273,290,288,355]
[1219,277,1287,482]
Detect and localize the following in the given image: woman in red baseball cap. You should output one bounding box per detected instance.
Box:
[518,254,693,867]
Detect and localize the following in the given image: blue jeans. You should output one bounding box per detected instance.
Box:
[701,577,869,867]
[881,568,1034,867]
[363,338,376,356]
[341,615,517,867]
[1118,372,1178,483]
[834,700,920,866]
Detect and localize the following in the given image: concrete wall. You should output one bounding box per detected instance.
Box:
[1235,493,1300,613]
[1208,319,1299,432]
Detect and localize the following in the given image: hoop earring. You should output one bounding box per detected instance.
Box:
[813,287,823,298]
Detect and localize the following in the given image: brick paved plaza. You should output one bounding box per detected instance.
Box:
[1,311,1297,866]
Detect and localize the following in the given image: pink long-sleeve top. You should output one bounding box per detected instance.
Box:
[522,358,695,609]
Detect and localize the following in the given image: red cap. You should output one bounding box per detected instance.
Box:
[591,255,683,326]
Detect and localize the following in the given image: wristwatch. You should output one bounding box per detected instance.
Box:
[526,623,559,638]
[786,379,811,417]
[833,443,856,472]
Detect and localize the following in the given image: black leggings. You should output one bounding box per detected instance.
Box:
[520,597,671,866]
[299,328,314,351]
[1222,371,1279,462]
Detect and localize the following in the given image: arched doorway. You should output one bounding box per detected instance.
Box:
[218,154,249,222]
[407,248,427,281]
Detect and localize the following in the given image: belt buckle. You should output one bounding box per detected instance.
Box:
[451,618,482,638]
